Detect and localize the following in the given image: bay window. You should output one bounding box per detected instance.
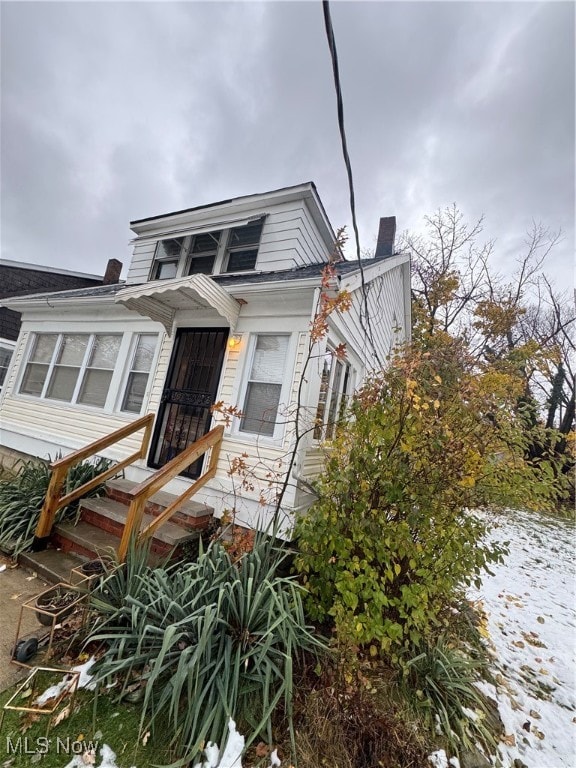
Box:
[240,334,289,437]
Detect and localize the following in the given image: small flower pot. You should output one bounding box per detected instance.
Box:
[79,557,112,578]
[35,586,77,627]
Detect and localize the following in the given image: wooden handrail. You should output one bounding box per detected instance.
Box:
[117,424,224,562]
[34,413,155,543]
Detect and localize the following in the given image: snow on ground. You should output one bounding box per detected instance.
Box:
[63,744,135,768]
[473,508,575,768]
[35,657,96,706]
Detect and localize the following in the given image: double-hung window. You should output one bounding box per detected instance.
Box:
[0,346,14,391]
[314,347,352,439]
[186,231,221,275]
[224,218,264,273]
[240,334,289,437]
[121,334,158,413]
[152,237,185,280]
[20,333,121,408]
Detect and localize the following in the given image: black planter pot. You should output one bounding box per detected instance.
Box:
[35,586,77,626]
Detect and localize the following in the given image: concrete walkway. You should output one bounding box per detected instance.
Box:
[0,554,48,692]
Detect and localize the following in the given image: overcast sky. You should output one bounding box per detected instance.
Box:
[1,1,573,287]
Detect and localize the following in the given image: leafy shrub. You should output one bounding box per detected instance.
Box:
[0,455,112,556]
[88,536,325,763]
[295,340,564,653]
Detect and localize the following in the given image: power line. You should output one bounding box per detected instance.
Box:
[321,0,382,368]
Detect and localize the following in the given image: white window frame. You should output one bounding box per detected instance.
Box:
[117,332,160,414]
[18,332,126,412]
[314,344,353,441]
[0,341,15,393]
[149,217,266,280]
[235,332,293,442]
[150,237,189,280]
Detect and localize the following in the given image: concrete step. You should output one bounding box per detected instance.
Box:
[105,478,214,531]
[53,520,121,560]
[79,497,203,546]
[19,547,87,585]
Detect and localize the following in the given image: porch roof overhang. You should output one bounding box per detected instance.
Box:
[115,274,241,334]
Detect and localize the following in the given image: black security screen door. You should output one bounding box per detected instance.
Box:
[150,328,228,479]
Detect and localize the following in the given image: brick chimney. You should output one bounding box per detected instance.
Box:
[102,258,122,285]
[375,216,396,258]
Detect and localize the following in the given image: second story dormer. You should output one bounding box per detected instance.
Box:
[125,182,336,286]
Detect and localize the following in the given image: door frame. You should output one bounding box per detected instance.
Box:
[147,326,229,477]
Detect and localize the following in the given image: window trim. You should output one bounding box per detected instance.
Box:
[118,332,160,414]
[149,216,266,279]
[16,331,152,414]
[313,344,353,441]
[0,342,15,393]
[235,332,293,442]
[220,217,264,274]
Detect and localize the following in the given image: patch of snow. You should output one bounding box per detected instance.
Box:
[74,656,97,690]
[268,749,281,766]
[193,718,281,768]
[63,744,135,768]
[428,748,449,768]
[472,508,576,767]
[461,706,479,722]
[35,679,72,707]
[194,718,244,768]
[35,657,96,706]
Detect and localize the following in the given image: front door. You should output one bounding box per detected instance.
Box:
[150,328,228,479]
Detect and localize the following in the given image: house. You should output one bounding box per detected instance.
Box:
[0,258,122,395]
[0,182,410,563]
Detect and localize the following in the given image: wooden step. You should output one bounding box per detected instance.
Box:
[105,478,214,531]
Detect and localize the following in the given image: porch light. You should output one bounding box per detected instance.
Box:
[228,334,243,350]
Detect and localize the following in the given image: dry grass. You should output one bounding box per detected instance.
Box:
[255,656,430,768]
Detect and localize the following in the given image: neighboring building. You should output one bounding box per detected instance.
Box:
[0,182,410,535]
[0,259,122,391]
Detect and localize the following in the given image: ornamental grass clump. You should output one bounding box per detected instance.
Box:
[88,535,325,763]
[403,636,498,759]
[0,455,112,556]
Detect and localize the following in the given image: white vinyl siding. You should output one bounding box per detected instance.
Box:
[126,199,332,285]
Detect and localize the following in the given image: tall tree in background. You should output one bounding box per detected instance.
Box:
[400,206,574,492]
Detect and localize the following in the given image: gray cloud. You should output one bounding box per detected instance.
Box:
[1,1,573,287]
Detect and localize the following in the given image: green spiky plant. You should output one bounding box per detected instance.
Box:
[403,636,498,759]
[88,534,326,764]
[0,455,112,556]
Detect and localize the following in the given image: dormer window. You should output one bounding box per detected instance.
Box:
[223,218,264,273]
[149,216,265,280]
[152,237,185,280]
[187,231,221,275]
